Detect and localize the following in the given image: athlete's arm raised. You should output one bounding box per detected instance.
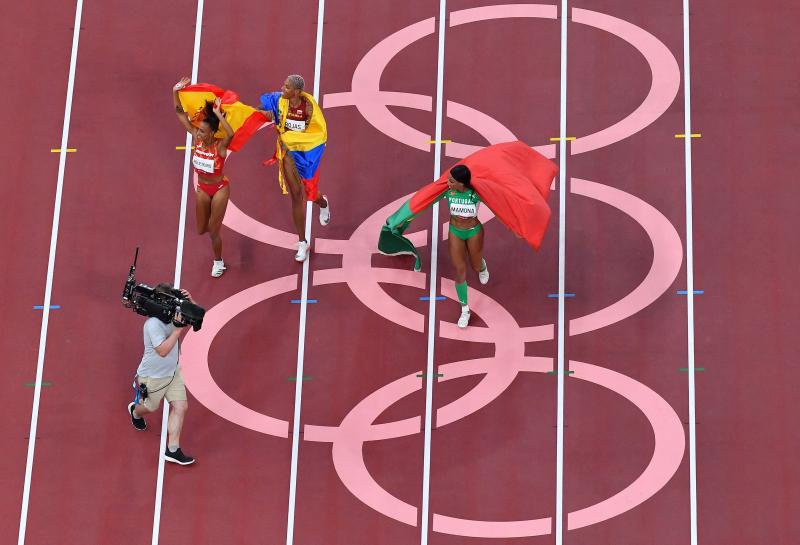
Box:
[212,98,234,154]
[173,77,197,136]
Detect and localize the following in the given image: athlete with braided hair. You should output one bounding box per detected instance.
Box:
[173,77,234,277]
[444,165,489,328]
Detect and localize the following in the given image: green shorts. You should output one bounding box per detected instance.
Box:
[449,223,482,241]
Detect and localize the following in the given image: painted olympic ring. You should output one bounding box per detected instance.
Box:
[181,4,685,537]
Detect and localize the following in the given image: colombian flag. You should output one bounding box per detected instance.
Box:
[259,91,327,194]
[177,84,270,152]
[379,141,557,270]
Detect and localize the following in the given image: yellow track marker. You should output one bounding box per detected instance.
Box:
[50,148,77,153]
[675,133,702,138]
[427,139,452,144]
[549,137,576,141]
[175,145,196,150]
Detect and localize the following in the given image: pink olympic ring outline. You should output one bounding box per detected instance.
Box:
[181,173,684,536]
[181,233,685,535]
[181,4,686,537]
[322,4,681,158]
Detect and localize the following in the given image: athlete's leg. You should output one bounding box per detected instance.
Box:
[450,226,476,328]
[449,228,470,308]
[465,225,485,272]
[312,193,327,207]
[195,188,212,235]
[207,185,230,260]
[448,228,469,286]
[282,152,307,241]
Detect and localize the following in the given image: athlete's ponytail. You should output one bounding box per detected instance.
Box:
[201,101,221,133]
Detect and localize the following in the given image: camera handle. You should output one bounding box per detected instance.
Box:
[122,247,140,304]
[128,247,139,279]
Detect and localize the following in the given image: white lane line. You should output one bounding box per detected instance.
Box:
[17,2,84,543]
[555,2,569,545]
[285,2,325,544]
[151,1,204,544]
[681,1,699,544]
[420,2,447,544]
[312,0,325,100]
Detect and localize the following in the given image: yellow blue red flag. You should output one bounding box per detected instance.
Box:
[259,91,327,194]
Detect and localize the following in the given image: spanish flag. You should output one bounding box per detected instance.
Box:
[379,141,557,270]
[177,84,269,152]
[259,91,327,194]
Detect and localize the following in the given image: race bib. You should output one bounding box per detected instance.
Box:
[284,118,307,132]
[192,154,215,174]
[449,202,479,217]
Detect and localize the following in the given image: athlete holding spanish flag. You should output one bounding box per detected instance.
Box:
[173,77,234,277]
[173,77,270,277]
[259,75,330,262]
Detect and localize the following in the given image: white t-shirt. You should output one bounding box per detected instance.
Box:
[136,317,179,378]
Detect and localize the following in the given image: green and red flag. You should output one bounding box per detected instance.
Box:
[378,141,557,270]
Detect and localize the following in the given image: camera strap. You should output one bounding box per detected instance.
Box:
[132,376,148,403]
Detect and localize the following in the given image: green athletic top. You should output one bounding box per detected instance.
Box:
[442,188,481,218]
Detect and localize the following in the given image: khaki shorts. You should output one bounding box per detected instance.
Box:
[137,367,186,412]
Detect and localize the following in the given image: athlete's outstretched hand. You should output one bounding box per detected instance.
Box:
[173,77,191,91]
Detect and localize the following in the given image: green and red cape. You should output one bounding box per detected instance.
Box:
[378,141,557,270]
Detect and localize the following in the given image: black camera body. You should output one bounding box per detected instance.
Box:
[121,249,205,331]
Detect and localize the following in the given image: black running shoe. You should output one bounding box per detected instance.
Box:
[164,448,195,466]
[128,402,147,431]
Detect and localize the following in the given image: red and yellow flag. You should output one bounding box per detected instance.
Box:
[178,83,269,152]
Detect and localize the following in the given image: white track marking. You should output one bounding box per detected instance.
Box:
[681,1,699,544]
[420,2,447,544]
[285,2,325,544]
[555,2,569,545]
[151,1,204,544]
[17,2,84,544]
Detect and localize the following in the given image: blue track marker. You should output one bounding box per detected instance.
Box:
[290,299,318,304]
[547,293,575,298]
[33,305,61,309]
[419,296,446,301]
[677,290,704,295]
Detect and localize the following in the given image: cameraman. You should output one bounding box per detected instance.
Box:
[127,283,195,466]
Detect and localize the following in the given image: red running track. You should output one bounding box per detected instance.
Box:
[5,1,800,545]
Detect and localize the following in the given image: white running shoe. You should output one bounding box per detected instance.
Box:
[457,306,471,329]
[211,260,226,277]
[319,195,331,226]
[295,240,310,262]
[478,259,489,285]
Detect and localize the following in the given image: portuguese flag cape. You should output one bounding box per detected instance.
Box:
[378,141,557,270]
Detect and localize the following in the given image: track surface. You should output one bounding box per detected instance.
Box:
[5,1,798,545]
